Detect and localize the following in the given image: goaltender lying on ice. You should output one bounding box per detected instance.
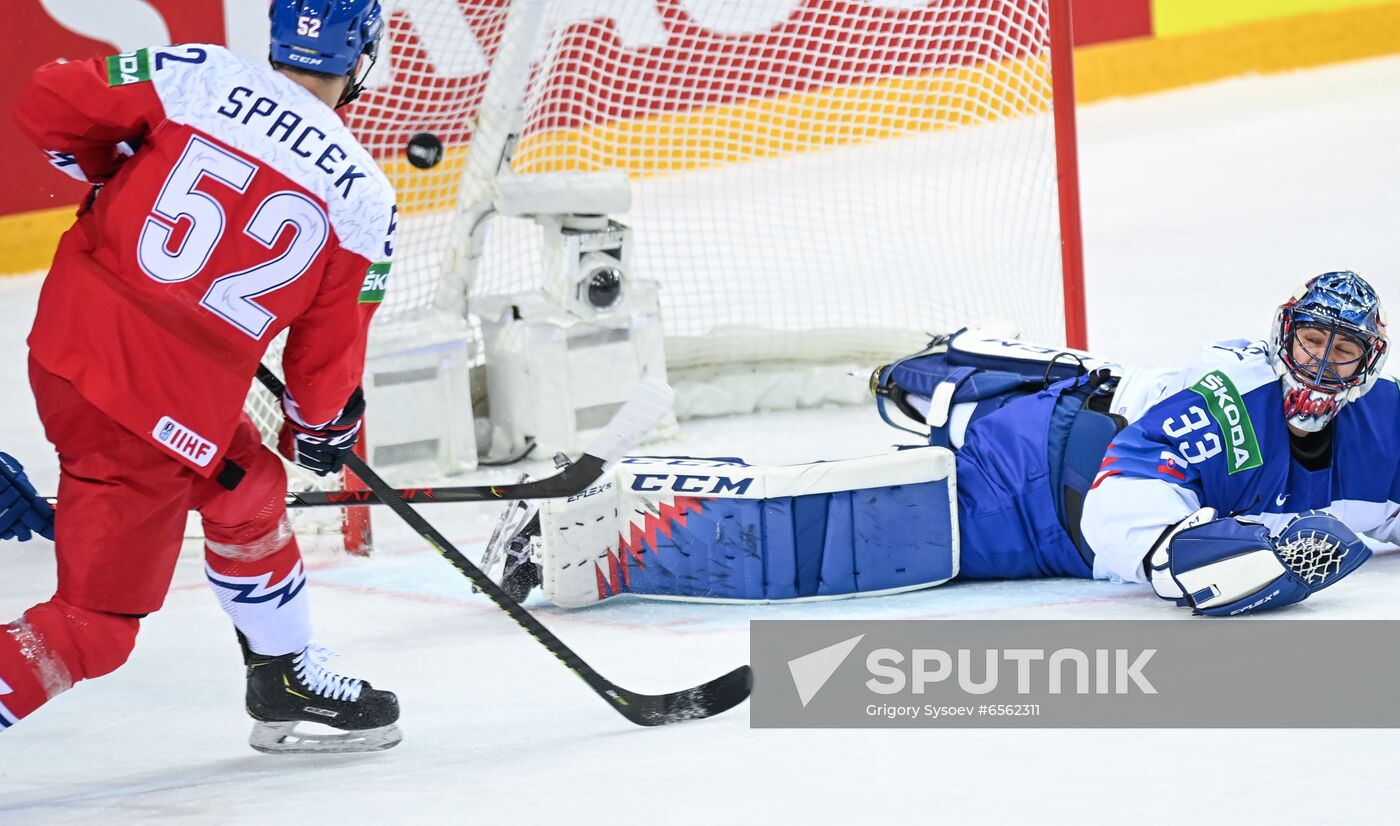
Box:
[484,271,1392,618]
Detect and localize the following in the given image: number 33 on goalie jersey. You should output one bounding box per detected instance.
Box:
[14,44,396,473]
[1081,342,1400,583]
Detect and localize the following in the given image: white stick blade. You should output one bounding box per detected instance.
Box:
[584,379,674,465]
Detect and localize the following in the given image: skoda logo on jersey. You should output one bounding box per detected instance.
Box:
[1189,371,1263,474]
[359,262,390,304]
[104,49,153,86]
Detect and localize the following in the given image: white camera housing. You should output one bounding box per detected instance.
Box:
[540,214,634,318]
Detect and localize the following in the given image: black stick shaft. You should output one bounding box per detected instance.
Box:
[255,365,749,725]
[281,465,605,508]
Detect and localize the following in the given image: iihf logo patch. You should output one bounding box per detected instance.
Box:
[152,415,217,467]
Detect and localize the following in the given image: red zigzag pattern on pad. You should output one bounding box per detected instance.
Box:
[596,497,705,599]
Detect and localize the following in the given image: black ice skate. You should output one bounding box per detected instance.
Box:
[241,634,401,754]
[477,455,572,604]
[480,494,543,603]
[498,511,542,602]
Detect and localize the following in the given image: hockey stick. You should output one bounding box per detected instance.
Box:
[43,454,620,511]
[42,381,647,510]
[256,365,751,726]
[277,470,609,507]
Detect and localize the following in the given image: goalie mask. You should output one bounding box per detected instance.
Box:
[1270,270,1389,432]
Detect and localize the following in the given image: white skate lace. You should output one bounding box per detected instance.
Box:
[292,645,364,702]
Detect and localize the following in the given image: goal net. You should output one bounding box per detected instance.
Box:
[345,0,1084,382]
[229,0,1086,551]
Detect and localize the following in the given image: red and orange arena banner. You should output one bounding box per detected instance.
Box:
[1074,0,1400,102]
[6,0,1400,276]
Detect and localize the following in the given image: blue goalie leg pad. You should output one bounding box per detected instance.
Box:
[611,477,956,602]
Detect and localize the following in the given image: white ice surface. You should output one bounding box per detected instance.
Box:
[5,56,1400,823]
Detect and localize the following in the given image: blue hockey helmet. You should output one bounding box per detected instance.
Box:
[270,0,384,104]
[1270,270,1389,431]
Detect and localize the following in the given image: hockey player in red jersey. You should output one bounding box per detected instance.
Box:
[0,0,401,753]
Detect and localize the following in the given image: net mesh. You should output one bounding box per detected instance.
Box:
[340,0,1072,369]
[235,0,1076,546]
[223,332,360,554]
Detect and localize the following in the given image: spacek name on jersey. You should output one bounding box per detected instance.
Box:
[216,87,369,198]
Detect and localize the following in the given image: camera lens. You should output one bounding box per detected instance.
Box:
[586,267,623,308]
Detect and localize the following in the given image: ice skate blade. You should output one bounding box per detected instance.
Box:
[248,720,403,754]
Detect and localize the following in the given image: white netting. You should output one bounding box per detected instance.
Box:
[340,0,1076,370]
[217,331,364,555]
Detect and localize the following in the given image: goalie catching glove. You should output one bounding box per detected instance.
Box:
[278,388,366,476]
[1147,507,1370,616]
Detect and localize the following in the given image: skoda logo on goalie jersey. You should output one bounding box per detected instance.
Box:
[1187,371,1262,474]
[1098,342,1400,538]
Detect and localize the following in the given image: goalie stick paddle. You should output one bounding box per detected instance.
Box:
[255,365,752,726]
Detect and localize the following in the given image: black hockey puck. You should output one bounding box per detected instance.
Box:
[406,132,444,169]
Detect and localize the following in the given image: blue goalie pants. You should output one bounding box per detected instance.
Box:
[954,380,1100,580]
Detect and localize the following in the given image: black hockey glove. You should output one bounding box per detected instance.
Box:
[277,388,366,476]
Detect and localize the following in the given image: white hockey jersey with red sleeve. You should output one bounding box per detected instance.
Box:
[14,45,396,474]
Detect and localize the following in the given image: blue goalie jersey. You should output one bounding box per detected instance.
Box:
[1081,340,1400,583]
